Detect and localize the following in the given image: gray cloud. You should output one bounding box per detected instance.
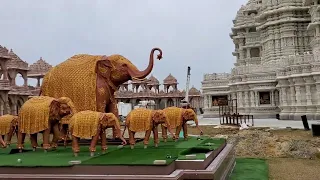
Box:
[0,0,247,89]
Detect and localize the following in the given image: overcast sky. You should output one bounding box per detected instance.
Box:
[0,0,247,89]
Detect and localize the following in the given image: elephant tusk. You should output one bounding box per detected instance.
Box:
[132,77,148,81]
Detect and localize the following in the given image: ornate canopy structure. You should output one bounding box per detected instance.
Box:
[0,45,52,115]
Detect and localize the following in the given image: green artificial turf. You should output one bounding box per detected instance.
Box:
[0,137,225,167]
[230,158,269,180]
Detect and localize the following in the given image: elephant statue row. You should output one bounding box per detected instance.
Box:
[40,48,163,139]
[17,96,74,152]
[125,108,175,149]
[162,107,203,141]
[69,110,127,157]
[0,114,18,148]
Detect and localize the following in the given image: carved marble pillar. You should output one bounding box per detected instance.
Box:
[295,86,301,105]
[237,91,243,107]
[10,103,16,115]
[0,103,3,115]
[304,77,314,106]
[281,87,288,106]
[316,84,320,104]
[204,95,208,108]
[289,82,296,106]
[250,91,255,107]
[2,70,8,80]
[231,92,236,101]
[255,91,259,107]
[246,48,251,58]
[243,91,248,107]
[3,101,9,115]
[305,85,312,105]
[271,90,275,106]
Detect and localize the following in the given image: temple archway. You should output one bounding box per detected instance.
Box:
[167,98,174,107]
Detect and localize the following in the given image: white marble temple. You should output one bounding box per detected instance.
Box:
[202,0,320,120]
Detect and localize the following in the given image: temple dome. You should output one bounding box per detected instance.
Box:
[163,74,177,84]
[28,57,53,77]
[7,49,29,70]
[233,0,261,29]
[148,74,159,85]
[0,45,10,59]
[189,86,200,95]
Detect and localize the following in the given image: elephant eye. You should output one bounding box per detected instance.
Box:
[122,64,127,67]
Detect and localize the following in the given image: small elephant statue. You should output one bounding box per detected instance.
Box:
[126,108,175,149]
[17,96,73,152]
[0,114,18,148]
[162,107,203,141]
[54,97,78,146]
[69,110,127,157]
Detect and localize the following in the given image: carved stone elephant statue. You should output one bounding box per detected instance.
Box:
[0,114,18,148]
[17,96,73,152]
[69,110,127,157]
[40,48,163,139]
[162,107,203,141]
[126,108,175,149]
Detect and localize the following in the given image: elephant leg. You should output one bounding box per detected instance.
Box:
[50,124,60,149]
[0,135,6,148]
[42,129,51,152]
[128,130,136,149]
[161,125,168,142]
[182,122,188,140]
[72,135,80,157]
[107,103,120,139]
[153,126,159,147]
[17,132,26,152]
[89,133,100,157]
[175,125,182,142]
[6,126,15,146]
[30,134,39,151]
[100,129,107,153]
[143,130,152,149]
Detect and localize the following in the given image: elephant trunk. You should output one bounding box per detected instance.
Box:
[128,48,162,79]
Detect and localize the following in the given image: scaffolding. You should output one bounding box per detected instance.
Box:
[218,99,254,126]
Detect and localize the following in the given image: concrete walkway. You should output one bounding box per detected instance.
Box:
[195,115,320,129]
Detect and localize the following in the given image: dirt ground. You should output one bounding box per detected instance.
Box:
[187,125,320,180]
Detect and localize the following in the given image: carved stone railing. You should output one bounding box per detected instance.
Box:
[245,33,261,44]
[203,73,230,81]
[0,80,10,90]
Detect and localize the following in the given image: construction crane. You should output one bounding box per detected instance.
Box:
[181,66,191,108]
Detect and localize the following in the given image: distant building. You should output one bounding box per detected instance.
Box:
[202,0,320,120]
[115,74,203,110]
[0,46,52,115]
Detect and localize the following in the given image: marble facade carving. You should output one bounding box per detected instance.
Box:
[202,0,320,120]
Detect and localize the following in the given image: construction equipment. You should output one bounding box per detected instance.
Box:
[181,66,191,108]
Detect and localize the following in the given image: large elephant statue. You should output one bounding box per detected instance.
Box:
[126,108,175,149]
[17,96,73,152]
[69,110,127,157]
[0,114,18,148]
[40,48,163,138]
[162,107,203,141]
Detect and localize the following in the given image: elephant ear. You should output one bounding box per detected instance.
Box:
[11,117,18,127]
[99,114,108,128]
[49,100,61,120]
[96,57,112,75]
